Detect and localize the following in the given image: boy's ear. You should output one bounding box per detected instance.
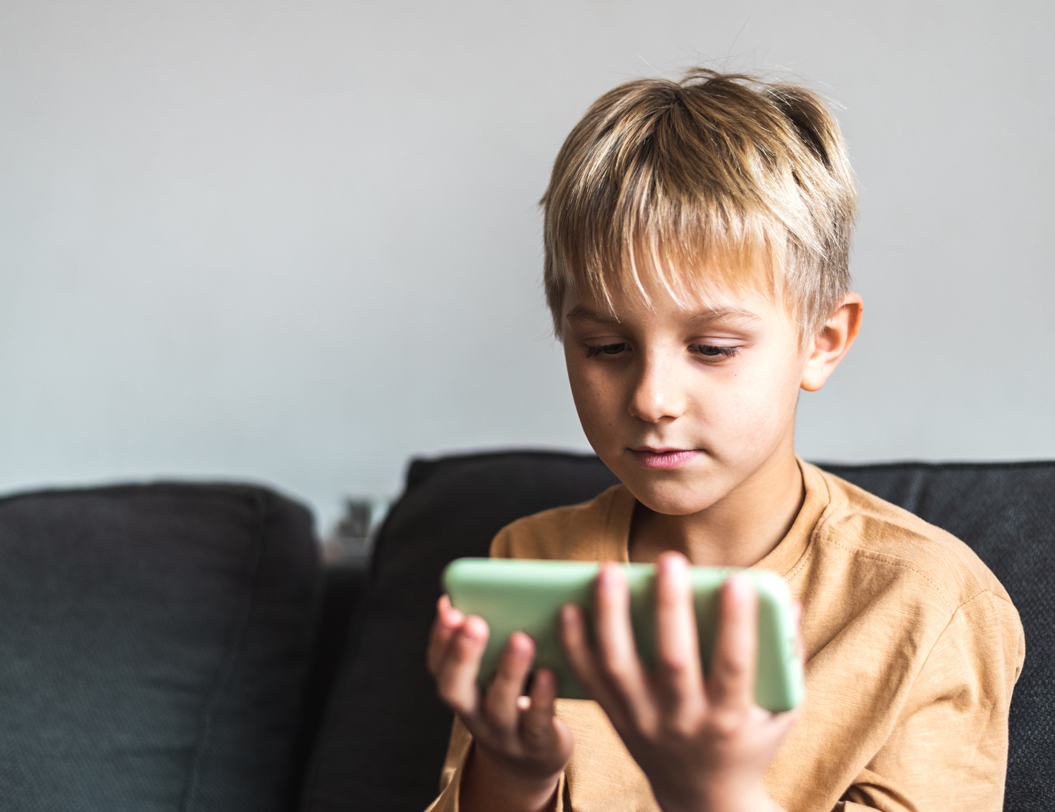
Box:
[800,293,863,392]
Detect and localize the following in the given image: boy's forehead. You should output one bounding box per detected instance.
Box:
[562,279,776,326]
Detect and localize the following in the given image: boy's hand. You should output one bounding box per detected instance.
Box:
[427,595,574,812]
[560,553,798,812]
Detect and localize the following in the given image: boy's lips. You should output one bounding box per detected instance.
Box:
[628,447,700,469]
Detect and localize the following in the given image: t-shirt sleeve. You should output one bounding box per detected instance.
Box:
[489,525,513,559]
[835,589,1025,811]
[424,716,473,812]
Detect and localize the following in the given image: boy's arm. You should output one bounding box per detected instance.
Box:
[562,554,797,812]
[836,590,1024,811]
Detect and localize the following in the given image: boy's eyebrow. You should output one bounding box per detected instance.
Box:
[564,304,762,325]
[689,306,763,325]
[564,305,621,324]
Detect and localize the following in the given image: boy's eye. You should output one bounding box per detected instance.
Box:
[691,344,738,359]
[585,343,629,358]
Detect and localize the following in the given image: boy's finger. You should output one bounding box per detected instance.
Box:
[560,603,617,708]
[707,574,758,710]
[592,564,652,716]
[483,631,535,731]
[559,602,594,680]
[427,595,464,675]
[520,667,558,747]
[434,614,489,718]
[652,553,705,715]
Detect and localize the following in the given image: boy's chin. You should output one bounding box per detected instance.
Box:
[622,477,725,517]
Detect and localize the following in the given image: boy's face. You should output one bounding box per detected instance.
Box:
[561,279,811,518]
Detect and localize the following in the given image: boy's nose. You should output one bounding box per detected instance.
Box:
[627,359,685,423]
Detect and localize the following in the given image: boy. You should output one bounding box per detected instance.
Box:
[425,70,1024,812]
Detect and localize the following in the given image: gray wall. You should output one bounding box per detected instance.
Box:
[3,1,1053,530]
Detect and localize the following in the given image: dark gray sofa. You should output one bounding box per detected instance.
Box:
[0,451,1050,811]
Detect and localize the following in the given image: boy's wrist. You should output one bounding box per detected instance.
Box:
[652,776,783,812]
[460,744,562,812]
[694,782,784,812]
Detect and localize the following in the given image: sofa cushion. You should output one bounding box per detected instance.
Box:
[302,451,1052,812]
[0,482,320,812]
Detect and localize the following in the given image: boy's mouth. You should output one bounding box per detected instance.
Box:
[628,447,700,470]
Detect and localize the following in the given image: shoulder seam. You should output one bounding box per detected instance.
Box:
[918,588,1004,667]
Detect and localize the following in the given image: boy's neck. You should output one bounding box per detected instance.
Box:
[627,453,806,568]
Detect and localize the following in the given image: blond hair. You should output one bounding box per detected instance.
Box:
[541,69,857,339]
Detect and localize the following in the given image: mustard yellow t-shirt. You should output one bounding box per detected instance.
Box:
[427,461,1025,812]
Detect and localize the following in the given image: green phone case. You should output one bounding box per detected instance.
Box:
[442,558,803,712]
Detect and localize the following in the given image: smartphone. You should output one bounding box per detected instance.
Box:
[442,557,803,712]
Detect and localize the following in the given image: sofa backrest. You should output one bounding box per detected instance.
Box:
[0,482,321,812]
[300,451,1053,812]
